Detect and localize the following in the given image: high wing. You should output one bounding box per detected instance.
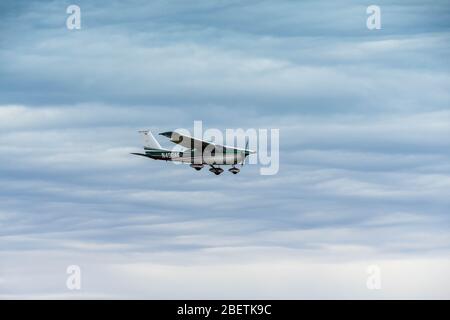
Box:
[159,131,251,153]
[159,131,212,150]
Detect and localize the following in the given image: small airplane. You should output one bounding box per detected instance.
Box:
[131,130,255,175]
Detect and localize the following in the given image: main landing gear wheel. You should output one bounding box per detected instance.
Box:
[209,165,224,175]
[190,164,204,171]
[229,167,240,174]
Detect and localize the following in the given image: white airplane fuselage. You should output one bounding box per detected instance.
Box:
[156,150,246,165]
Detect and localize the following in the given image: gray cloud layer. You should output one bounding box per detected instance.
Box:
[0,0,449,298]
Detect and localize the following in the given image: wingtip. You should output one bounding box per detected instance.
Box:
[159,131,173,138]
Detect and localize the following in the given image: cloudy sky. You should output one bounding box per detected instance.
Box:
[0,0,449,299]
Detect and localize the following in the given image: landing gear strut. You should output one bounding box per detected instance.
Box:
[209,165,224,175]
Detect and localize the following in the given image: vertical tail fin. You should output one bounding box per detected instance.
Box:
[139,130,162,149]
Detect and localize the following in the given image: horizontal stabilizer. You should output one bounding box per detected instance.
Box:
[130,152,148,157]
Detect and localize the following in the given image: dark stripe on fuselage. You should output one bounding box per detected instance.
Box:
[144,148,246,163]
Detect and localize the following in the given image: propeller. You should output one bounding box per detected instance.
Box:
[241,137,249,167]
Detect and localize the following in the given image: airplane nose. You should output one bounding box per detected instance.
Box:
[245,149,256,155]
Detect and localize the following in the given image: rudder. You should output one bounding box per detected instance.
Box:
[139,130,162,149]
